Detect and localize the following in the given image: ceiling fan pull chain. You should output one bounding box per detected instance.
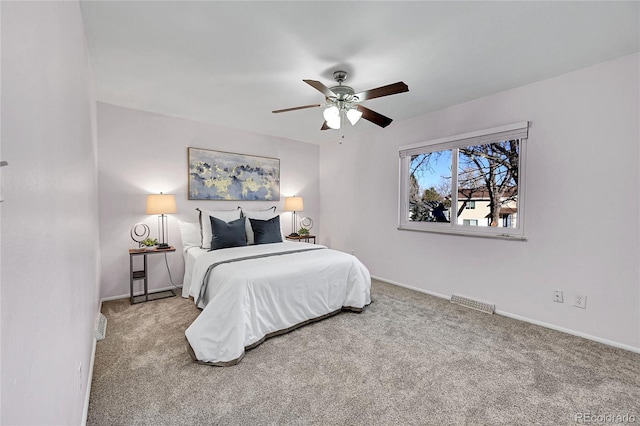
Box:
[339,109,345,144]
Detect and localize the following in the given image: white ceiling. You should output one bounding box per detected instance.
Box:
[80,1,639,145]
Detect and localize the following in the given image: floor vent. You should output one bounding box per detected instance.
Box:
[95,313,107,341]
[451,294,495,314]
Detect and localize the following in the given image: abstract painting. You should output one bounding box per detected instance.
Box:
[188,148,280,201]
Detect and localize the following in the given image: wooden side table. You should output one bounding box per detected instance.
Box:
[285,235,316,244]
[129,246,177,304]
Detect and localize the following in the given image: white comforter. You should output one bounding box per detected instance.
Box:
[184,242,371,365]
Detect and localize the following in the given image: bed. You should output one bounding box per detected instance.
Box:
[182,241,371,366]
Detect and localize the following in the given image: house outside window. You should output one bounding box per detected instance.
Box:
[398,122,529,239]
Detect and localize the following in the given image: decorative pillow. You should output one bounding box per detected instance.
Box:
[177,221,201,247]
[242,206,277,244]
[249,216,283,245]
[210,217,247,250]
[197,208,242,249]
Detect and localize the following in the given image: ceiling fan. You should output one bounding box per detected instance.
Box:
[272,70,408,131]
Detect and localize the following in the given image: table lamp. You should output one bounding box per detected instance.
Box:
[284,196,304,237]
[146,192,177,248]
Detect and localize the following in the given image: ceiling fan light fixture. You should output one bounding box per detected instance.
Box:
[323,105,339,121]
[323,105,341,129]
[346,108,363,125]
[273,71,408,134]
[326,117,341,129]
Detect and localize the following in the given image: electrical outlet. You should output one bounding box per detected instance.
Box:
[553,290,563,303]
[573,294,587,309]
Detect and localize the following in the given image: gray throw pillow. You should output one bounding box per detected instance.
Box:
[249,216,283,244]
[210,216,247,250]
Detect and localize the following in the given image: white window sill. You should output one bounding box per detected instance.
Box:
[397,224,527,241]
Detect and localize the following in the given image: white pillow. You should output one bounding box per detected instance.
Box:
[197,208,242,249]
[177,221,201,247]
[242,207,278,245]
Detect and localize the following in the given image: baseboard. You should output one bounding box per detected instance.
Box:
[100,284,182,303]
[494,310,640,354]
[371,275,451,301]
[82,300,102,426]
[371,275,640,355]
[81,337,97,426]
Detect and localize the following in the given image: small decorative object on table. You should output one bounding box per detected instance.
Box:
[140,238,158,251]
[130,223,151,252]
[299,217,313,236]
[298,227,310,236]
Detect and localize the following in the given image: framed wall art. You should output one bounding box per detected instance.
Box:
[188,147,280,201]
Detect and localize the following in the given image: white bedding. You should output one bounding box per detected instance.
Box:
[184,242,371,365]
[181,246,207,298]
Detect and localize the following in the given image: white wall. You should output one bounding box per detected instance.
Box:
[1,2,100,425]
[320,54,640,350]
[97,103,320,300]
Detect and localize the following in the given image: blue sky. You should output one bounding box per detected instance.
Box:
[412,150,452,193]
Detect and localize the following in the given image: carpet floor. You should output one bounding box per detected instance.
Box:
[87,280,639,425]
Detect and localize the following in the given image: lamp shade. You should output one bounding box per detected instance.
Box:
[146,193,177,215]
[347,108,363,125]
[284,196,304,212]
[323,106,341,130]
[323,105,339,122]
[326,117,341,130]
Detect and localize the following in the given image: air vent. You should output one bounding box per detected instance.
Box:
[95,313,107,341]
[451,294,495,314]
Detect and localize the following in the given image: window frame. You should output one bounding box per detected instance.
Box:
[398,122,529,240]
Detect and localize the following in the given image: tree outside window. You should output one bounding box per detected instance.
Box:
[399,122,528,239]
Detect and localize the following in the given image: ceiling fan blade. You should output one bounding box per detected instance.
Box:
[303,79,336,98]
[354,81,408,102]
[321,121,330,131]
[358,105,393,128]
[272,104,321,114]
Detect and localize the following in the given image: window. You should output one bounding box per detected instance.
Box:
[398,122,528,239]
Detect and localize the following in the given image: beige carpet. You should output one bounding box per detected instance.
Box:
[88,280,639,425]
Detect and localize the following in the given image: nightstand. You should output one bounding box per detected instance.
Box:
[285,235,316,244]
[129,246,177,304]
